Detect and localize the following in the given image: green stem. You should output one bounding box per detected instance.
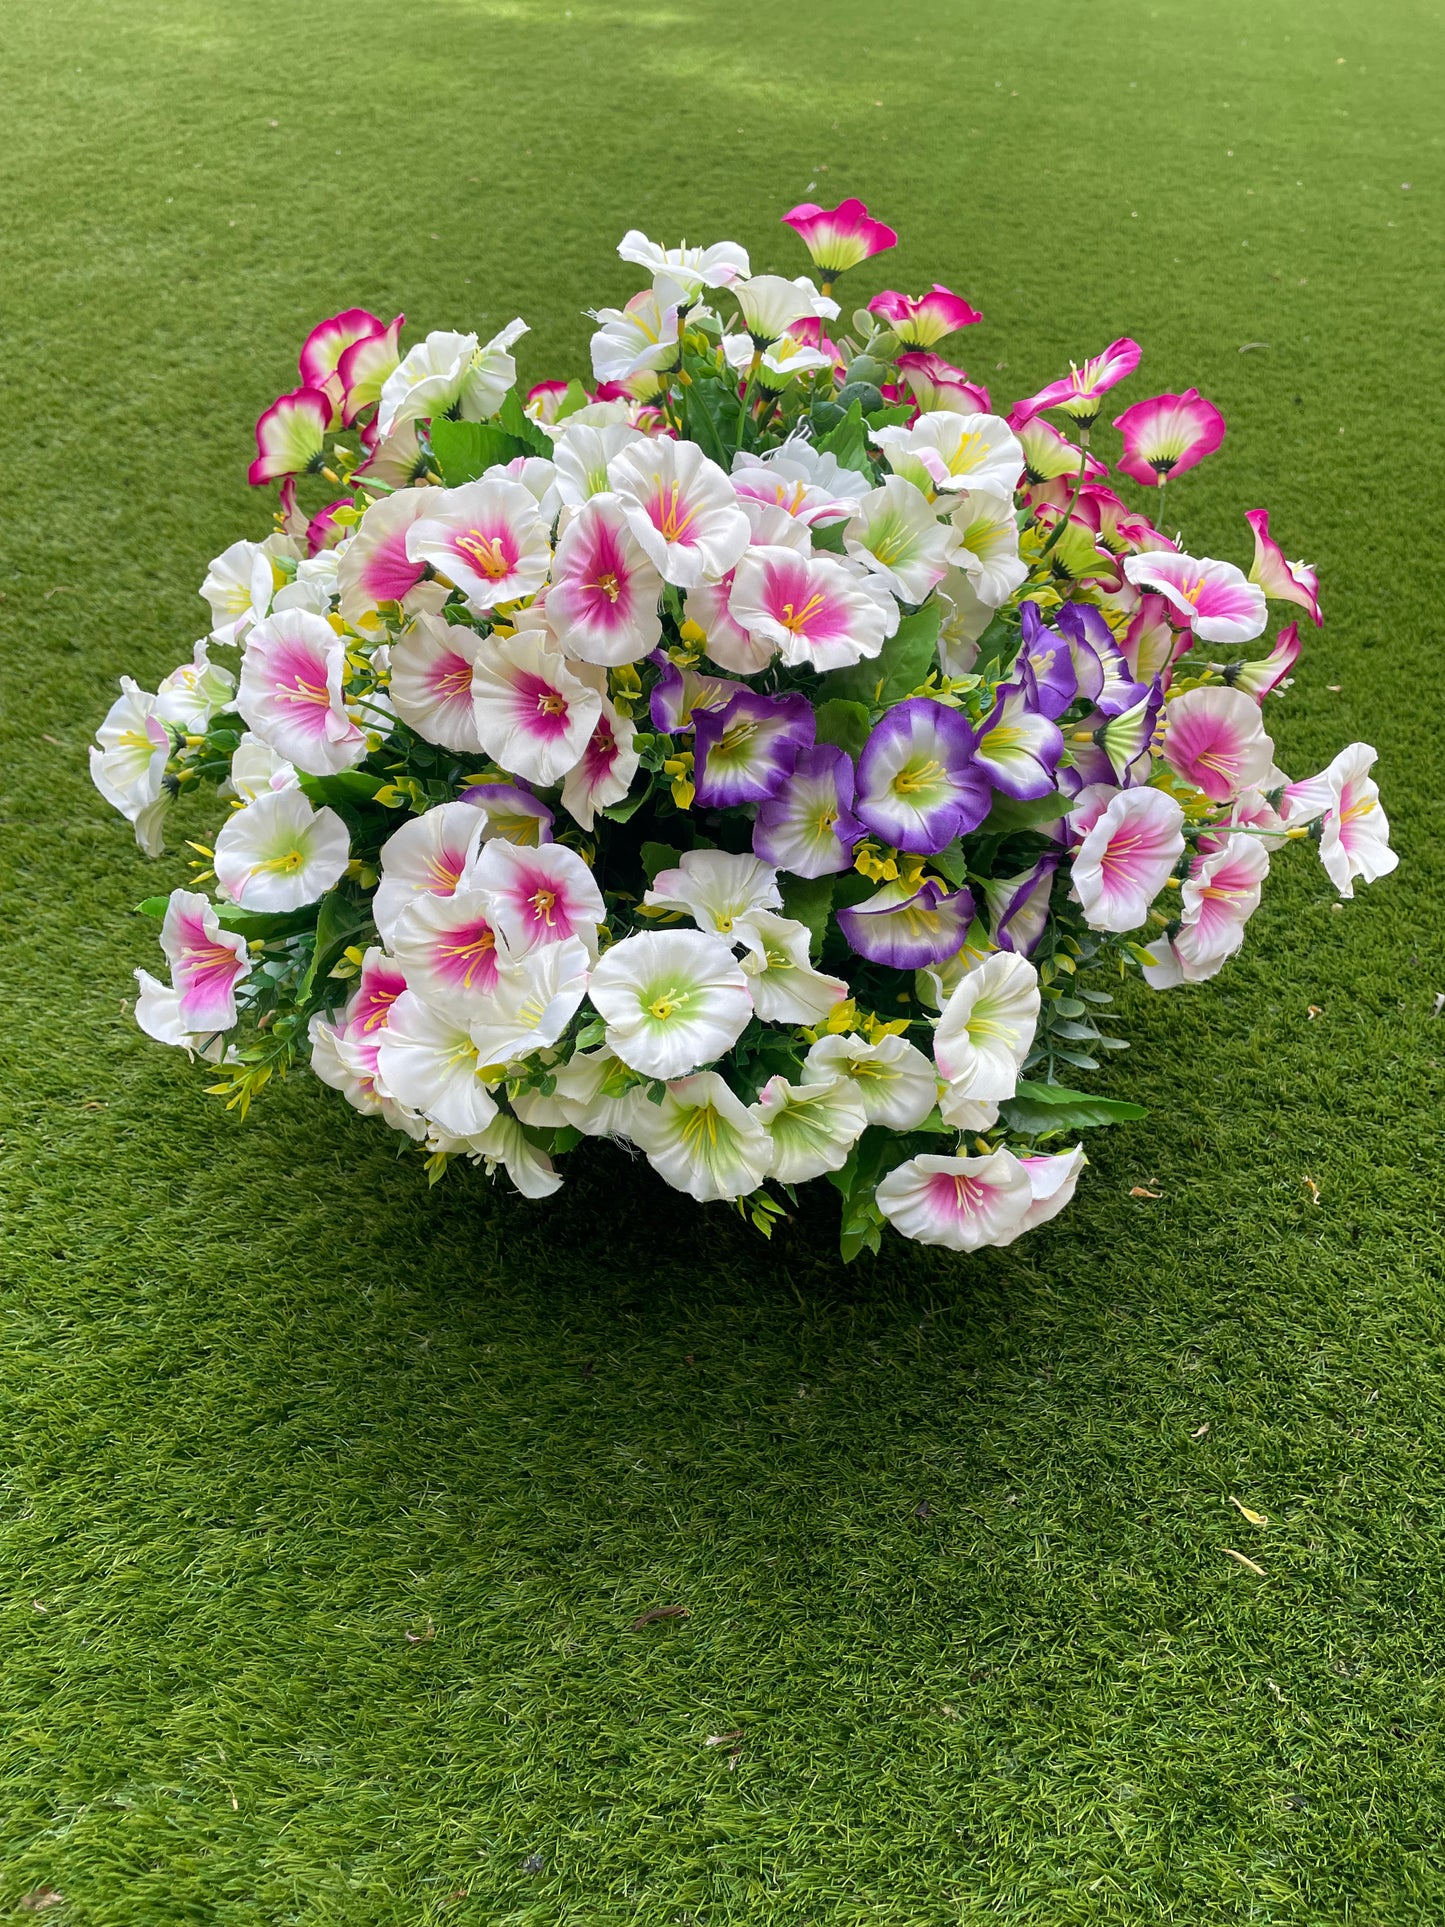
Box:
[1037,428,1092,558]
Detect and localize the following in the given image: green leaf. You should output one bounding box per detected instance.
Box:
[972,610,1019,682]
[780,874,835,959]
[816,399,869,473]
[980,790,1067,834]
[214,904,318,941]
[428,416,529,484]
[822,598,943,707]
[681,371,737,468]
[812,697,872,759]
[999,1079,1144,1135]
[497,388,553,457]
[927,839,969,887]
[298,890,372,1001]
[641,841,684,885]
[553,379,591,423]
[298,769,385,809]
[133,896,169,918]
[600,776,654,824]
[864,402,914,430]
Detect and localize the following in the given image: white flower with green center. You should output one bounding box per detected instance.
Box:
[201,537,275,645]
[750,1074,867,1183]
[932,952,1040,1104]
[869,410,1024,500]
[468,937,591,1069]
[801,1032,937,1130]
[155,642,237,734]
[212,788,350,912]
[552,422,645,507]
[631,1071,774,1202]
[948,488,1028,607]
[642,849,781,945]
[374,990,501,1140]
[377,320,528,437]
[451,1112,563,1199]
[587,930,752,1080]
[739,913,849,1025]
[89,677,169,834]
[843,474,959,604]
[934,566,992,677]
[552,1045,649,1138]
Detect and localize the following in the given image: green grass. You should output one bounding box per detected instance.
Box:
[1,0,1444,1918]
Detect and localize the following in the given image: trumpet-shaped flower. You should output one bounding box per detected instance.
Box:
[1071,786,1185,931]
[460,781,555,848]
[337,312,404,425]
[1012,338,1142,428]
[299,308,388,416]
[982,854,1060,956]
[895,351,990,415]
[372,801,487,944]
[616,230,751,300]
[649,655,747,733]
[552,422,645,507]
[973,679,1065,800]
[405,477,551,616]
[376,320,528,437]
[1162,685,1276,801]
[1225,622,1302,701]
[630,1071,774,1203]
[468,627,602,786]
[587,929,752,1079]
[589,288,682,385]
[1141,832,1270,987]
[248,387,331,486]
[740,913,849,1025]
[151,889,252,1035]
[468,936,592,1066]
[876,1148,1034,1251]
[693,689,814,808]
[236,608,368,775]
[1112,387,1225,486]
[727,546,898,672]
[1096,679,1165,786]
[933,951,1040,1102]
[1016,417,1109,487]
[390,888,504,1009]
[947,488,1028,607]
[994,1146,1088,1242]
[782,198,897,278]
[453,1111,563,1199]
[608,438,751,589]
[801,1032,938,1130]
[552,1044,648,1138]
[935,566,992,677]
[1245,509,1322,626]
[871,410,1023,500]
[469,839,606,955]
[227,732,299,802]
[1281,742,1397,898]
[751,1074,868,1183]
[386,612,486,751]
[732,274,819,346]
[90,678,170,832]
[752,744,864,877]
[133,971,232,1058]
[213,787,350,912]
[1122,551,1267,646]
[560,697,640,831]
[374,990,500,1138]
[201,538,275,645]
[843,475,958,604]
[335,488,436,622]
[546,493,664,664]
[836,876,977,969]
[730,449,861,528]
[853,698,990,853]
[643,848,782,944]
[867,285,982,346]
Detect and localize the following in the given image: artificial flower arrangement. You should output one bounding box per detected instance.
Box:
[91,199,1397,1258]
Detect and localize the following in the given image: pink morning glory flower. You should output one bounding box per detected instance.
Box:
[545,493,664,665]
[299,308,388,420]
[1111,387,1226,486]
[1011,337,1142,429]
[235,608,368,776]
[1245,509,1323,626]
[1017,416,1109,487]
[468,839,607,956]
[608,438,751,589]
[560,697,640,832]
[142,889,251,1040]
[1162,685,1277,802]
[868,285,982,347]
[1070,786,1186,932]
[335,488,439,625]
[1122,551,1267,646]
[875,1148,1034,1252]
[386,612,485,753]
[405,477,552,617]
[391,889,505,1010]
[372,801,488,945]
[782,198,898,280]
[895,352,991,415]
[248,386,331,487]
[726,545,898,673]
[1140,832,1271,987]
[1225,622,1302,700]
[337,313,404,426]
[853,698,991,854]
[468,628,602,787]
[1280,743,1398,898]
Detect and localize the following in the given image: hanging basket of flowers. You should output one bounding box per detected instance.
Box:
[91,199,1396,1258]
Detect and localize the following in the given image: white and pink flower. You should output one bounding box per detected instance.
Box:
[468,628,602,786]
[1070,787,1186,932]
[608,438,751,589]
[876,1148,1034,1251]
[1122,551,1267,646]
[727,546,897,672]
[1281,743,1398,898]
[560,698,640,831]
[405,477,552,616]
[1161,685,1276,802]
[468,839,606,956]
[236,609,368,775]
[386,613,485,752]
[1245,508,1323,627]
[134,889,252,1048]
[372,801,487,945]
[546,494,664,664]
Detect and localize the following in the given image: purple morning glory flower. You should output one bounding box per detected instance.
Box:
[1018,602,1078,720]
[752,743,865,877]
[853,698,991,855]
[973,672,1066,801]
[1098,677,1165,785]
[837,877,977,968]
[1055,603,1145,717]
[982,854,1060,955]
[648,651,747,734]
[693,689,815,808]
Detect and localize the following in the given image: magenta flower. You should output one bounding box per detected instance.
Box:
[1071,787,1186,932]
[1245,509,1323,626]
[1122,551,1267,646]
[1112,388,1226,486]
[236,609,367,776]
[469,839,606,955]
[895,351,990,415]
[560,698,640,832]
[337,313,404,426]
[389,890,504,1007]
[752,744,865,877]
[1226,622,1301,700]
[1012,337,1142,429]
[973,678,1066,801]
[160,889,251,1033]
[693,689,814,808]
[782,198,898,280]
[1280,743,1397,898]
[1121,594,1185,686]
[853,699,991,854]
[1161,686,1276,802]
[868,285,982,347]
[299,308,387,419]
[837,876,976,969]
[247,386,331,487]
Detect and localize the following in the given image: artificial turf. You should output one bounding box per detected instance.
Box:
[1,0,1443,1918]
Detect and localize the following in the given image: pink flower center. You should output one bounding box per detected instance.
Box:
[454,528,516,579]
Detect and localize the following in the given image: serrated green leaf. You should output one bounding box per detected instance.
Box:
[497,388,553,456]
[812,697,872,759]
